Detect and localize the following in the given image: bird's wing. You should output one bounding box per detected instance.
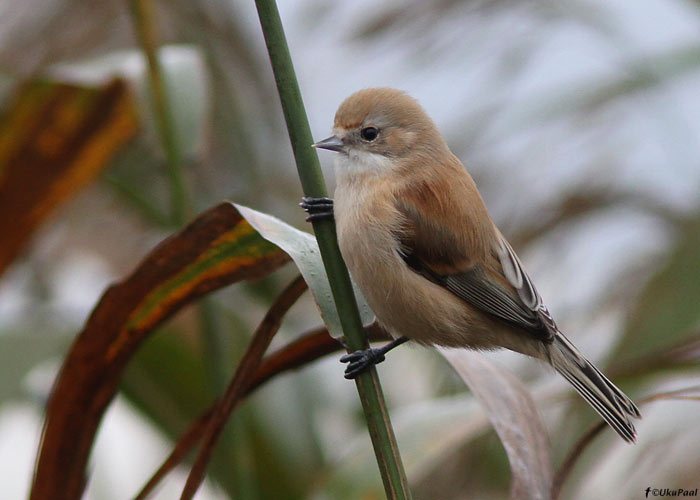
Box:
[395,194,555,343]
[493,235,557,342]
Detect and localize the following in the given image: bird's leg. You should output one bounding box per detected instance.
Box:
[299,197,334,222]
[340,336,409,379]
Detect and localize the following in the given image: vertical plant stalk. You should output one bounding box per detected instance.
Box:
[253,1,412,498]
[128,0,190,224]
[128,0,228,426]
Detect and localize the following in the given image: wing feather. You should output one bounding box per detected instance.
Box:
[395,195,555,342]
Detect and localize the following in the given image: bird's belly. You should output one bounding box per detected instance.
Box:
[353,262,467,346]
[335,200,492,348]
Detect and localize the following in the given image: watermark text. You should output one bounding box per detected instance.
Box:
[645,488,698,498]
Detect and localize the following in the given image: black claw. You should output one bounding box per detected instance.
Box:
[305,212,334,222]
[299,197,334,210]
[300,197,334,222]
[340,347,386,379]
[344,364,367,379]
[339,337,409,379]
[301,196,332,203]
[300,196,333,205]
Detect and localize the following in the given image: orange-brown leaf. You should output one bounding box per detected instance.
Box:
[0,78,138,276]
[30,202,288,500]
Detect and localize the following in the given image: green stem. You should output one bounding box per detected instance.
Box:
[129,0,190,225]
[103,173,171,227]
[253,1,411,498]
[128,0,228,414]
[198,299,229,394]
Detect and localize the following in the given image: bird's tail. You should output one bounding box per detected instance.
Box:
[548,332,641,443]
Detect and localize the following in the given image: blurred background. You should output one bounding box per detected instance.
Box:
[1,0,699,498]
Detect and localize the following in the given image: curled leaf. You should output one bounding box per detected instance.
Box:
[439,348,552,500]
[235,203,374,338]
[30,203,288,500]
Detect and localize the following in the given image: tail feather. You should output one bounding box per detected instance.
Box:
[549,333,640,443]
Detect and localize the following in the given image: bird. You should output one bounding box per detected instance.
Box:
[302,87,640,443]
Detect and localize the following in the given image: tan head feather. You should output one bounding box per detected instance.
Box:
[331,88,447,159]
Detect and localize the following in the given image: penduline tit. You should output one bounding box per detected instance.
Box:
[303,88,640,443]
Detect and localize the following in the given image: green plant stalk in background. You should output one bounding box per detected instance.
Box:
[128,0,191,225]
[128,0,231,433]
[254,0,412,498]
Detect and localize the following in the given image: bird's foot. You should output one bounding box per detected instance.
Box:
[340,347,386,379]
[299,197,334,222]
[340,336,409,379]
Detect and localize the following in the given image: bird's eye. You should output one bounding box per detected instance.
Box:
[360,126,379,141]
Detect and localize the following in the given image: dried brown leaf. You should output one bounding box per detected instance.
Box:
[0,78,138,276]
[440,349,552,500]
[30,202,288,500]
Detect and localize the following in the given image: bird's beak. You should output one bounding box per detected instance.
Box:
[312,135,344,153]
